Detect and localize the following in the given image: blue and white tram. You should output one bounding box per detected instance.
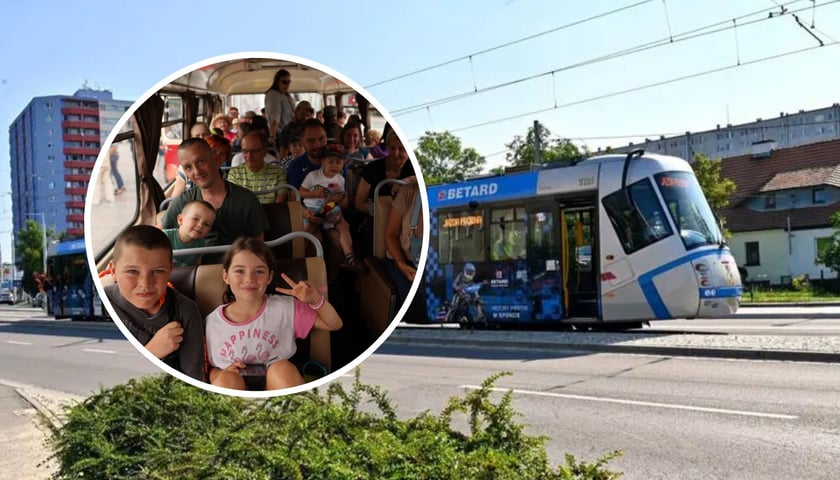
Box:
[422,150,742,328]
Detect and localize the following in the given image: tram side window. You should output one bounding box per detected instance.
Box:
[490,208,527,261]
[602,179,673,254]
[438,210,486,264]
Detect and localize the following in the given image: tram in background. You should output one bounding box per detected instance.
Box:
[418,150,743,330]
[88,56,396,377]
[46,239,104,320]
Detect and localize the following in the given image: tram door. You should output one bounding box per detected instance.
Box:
[563,207,598,317]
[526,206,563,321]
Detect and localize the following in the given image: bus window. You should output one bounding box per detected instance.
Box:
[90,136,138,257]
[602,178,673,254]
[490,207,527,261]
[438,210,486,264]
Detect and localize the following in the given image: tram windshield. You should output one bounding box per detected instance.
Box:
[655,171,723,250]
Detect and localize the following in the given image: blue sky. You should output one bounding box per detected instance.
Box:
[2,0,839,260]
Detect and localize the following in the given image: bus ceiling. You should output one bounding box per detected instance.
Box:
[162,59,355,96]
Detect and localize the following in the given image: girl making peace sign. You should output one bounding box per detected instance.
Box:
[206,237,342,390]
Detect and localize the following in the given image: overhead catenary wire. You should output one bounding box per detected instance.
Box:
[390,0,833,117]
[410,41,839,138]
[363,0,654,89]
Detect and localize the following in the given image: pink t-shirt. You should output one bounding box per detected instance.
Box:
[205,295,317,369]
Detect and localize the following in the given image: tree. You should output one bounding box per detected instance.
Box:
[16,219,46,293]
[817,211,840,276]
[414,131,485,185]
[505,122,583,168]
[692,153,737,235]
[692,153,737,211]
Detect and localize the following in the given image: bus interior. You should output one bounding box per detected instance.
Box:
[87,56,410,382]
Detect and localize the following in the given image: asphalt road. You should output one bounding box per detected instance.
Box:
[341,343,840,480]
[1,305,839,479]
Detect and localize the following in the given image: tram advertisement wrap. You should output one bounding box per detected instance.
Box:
[428,261,564,324]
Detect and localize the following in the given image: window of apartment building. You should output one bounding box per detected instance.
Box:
[45,114,52,122]
[816,237,832,264]
[47,155,54,162]
[813,187,826,204]
[46,142,53,149]
[764,194,776,209]
[45,101,51,108]
[48,181,55,189]
[745,241,760,266]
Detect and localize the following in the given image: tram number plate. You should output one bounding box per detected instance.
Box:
[578,177,595,187]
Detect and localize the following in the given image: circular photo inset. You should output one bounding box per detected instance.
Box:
[85,52,428,397]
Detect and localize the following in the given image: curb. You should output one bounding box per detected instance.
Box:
[732,313,840,319]
[1,319,117,331]
[386,334,840,364]
[740,301,840,308]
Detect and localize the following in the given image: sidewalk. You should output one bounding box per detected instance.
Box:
[0,381,83,480]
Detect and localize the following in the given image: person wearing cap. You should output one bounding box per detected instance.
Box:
[300,142,362,271]
[226,132,287,204]
[277,100,315,160]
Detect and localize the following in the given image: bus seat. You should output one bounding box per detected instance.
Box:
[263,201,305,258]
[357,256,397,337]
[373,195,393,259]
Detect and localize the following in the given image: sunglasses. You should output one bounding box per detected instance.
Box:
[281,80,291,85]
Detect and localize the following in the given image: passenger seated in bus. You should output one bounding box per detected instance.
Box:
[161,138,269,260]
[322,106,340,141]
[277,134,304,170]
[354,129,415,215]
[300,143,363,271]
[340,122,371,164]
[210,113,236,142]
[206,238,342,390]
[104,225,205,381]
[277,100,315,160]
[383,182,423,304]
[162,200,216,267]
[170,126,226,198]
[226,132,287,204]
[368,122,393,159]
[231,125,279,168]
[364,128,381,148]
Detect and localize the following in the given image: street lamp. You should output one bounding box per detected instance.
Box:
[24,213,47,274]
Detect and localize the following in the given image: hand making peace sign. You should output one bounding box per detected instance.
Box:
[275,272,321,305]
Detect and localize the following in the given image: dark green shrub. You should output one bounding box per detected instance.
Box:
[49,371,622,479]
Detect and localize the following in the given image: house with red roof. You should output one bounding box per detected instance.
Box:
[719,139,840,285]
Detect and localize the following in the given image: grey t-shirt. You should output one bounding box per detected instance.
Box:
[105,284,205,380]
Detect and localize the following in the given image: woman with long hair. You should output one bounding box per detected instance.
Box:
[264,69,295,150]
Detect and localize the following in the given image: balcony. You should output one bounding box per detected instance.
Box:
[65,187,87,196]
[62,134,99,143]
[64,160,96,169]
[61,106,99,117]
[66,214,85,223]
[61,120,99,130]
[63,147,100,156]
[66,201,85,209]
[66,227,84,237]
[64,174,91,182]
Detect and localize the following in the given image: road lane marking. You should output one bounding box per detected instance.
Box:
[5,340,32,345]
[460,385,798,420]
[83,348,117,354]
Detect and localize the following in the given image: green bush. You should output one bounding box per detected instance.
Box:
[48,372,622,479]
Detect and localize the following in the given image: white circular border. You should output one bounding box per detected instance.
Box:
[85,51,430,398]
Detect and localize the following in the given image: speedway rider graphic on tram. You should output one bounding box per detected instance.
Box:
[446,263,488,327]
